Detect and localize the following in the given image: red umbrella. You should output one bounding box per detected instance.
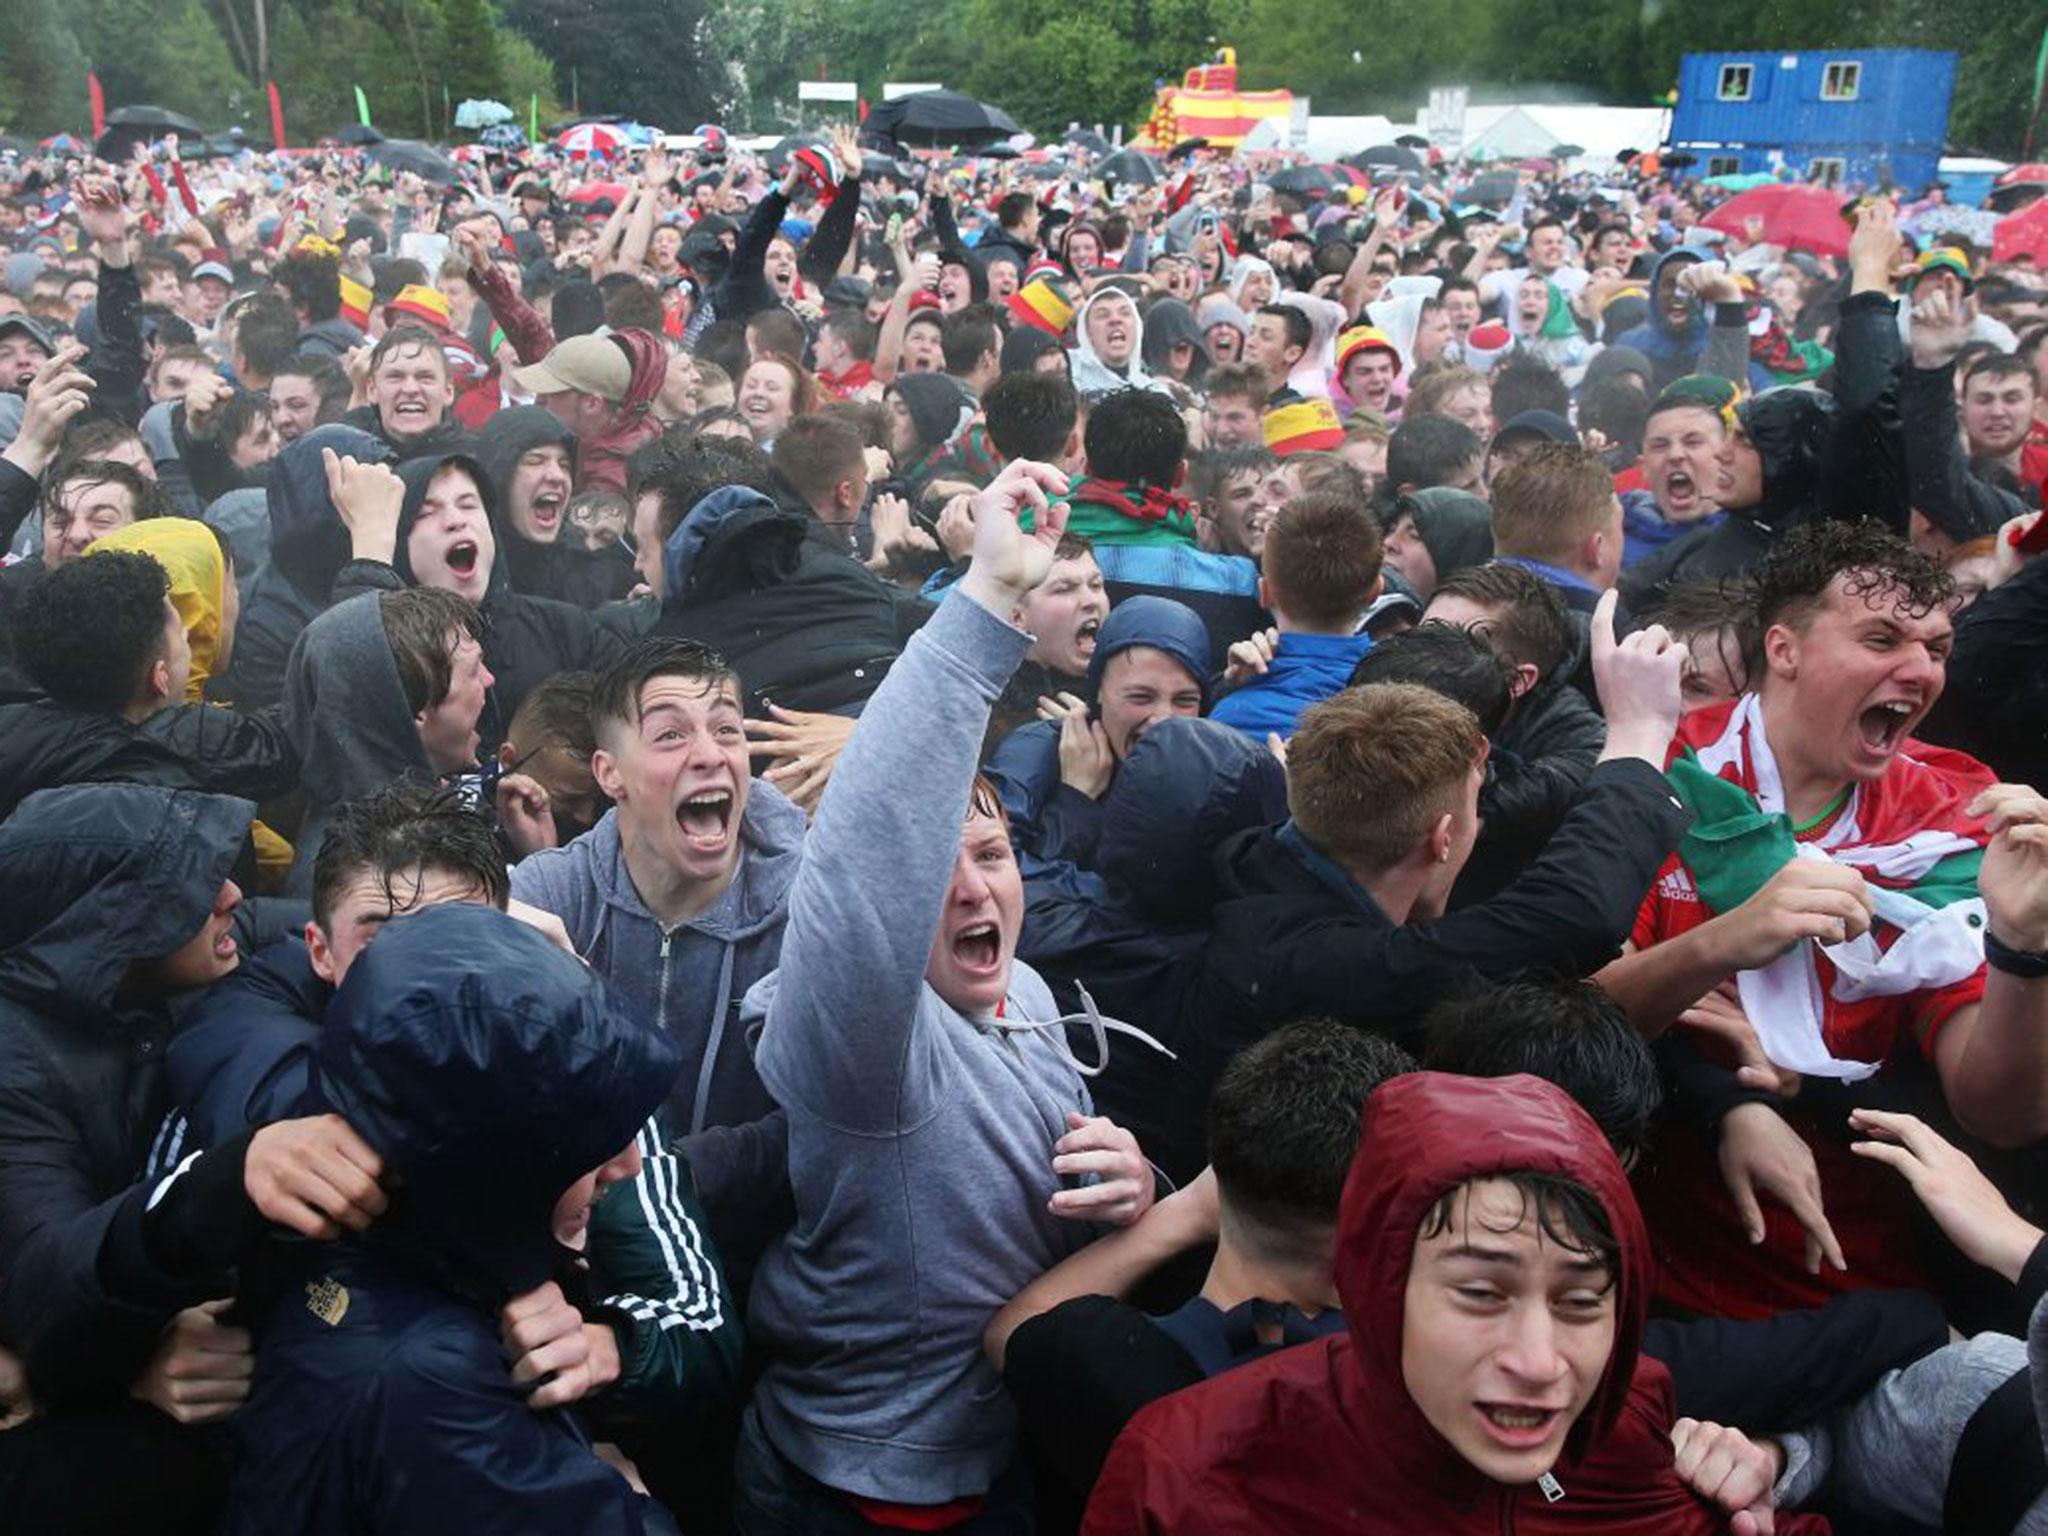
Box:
[1992,197,2048,264]
[565,181,627,206]
[1699,183,1851,258]
[1995,163,2048,187]
[555,122,626,158]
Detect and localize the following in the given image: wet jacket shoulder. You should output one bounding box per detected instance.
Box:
[0,786,254,1402]
[0,700,205,821]
[655,485,907,715]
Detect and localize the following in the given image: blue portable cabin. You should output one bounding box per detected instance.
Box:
[1668,48,1956,194]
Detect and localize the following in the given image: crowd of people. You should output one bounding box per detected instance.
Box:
[0,110,2046,1534]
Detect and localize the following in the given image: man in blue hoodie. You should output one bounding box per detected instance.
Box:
[511,635,806,1272]
[1613,251,1768,394]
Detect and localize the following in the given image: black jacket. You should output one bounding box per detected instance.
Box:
[1101,758,1692,1184]
[1456,663,1608,905]
[654,484,925,716]
[1621,292,1907,606]
[0,701,207,822]
[472,405,636,608]
[1921,553,2048,791]
[0,785,261,1403]
[223,904,681,1535]
[224,423,395,712]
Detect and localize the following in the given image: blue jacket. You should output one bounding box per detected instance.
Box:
[223,905,683,1535]
[1208,632,1372,741]
[1621,487,1725,569]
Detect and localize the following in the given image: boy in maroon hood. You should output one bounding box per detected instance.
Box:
[1082,1072,1832,1535]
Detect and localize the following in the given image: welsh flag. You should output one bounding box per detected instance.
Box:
[1666,695,1995,1079]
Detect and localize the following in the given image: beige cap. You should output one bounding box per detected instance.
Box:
[509,334,631,401]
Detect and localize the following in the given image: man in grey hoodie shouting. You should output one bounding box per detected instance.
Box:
[734,458,1157,1532]
[511,637,806,1280]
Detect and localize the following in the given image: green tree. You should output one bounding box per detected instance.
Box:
[0,0,91,134]
[440,0,508,111]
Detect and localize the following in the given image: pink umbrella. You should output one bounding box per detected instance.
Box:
[555,123,626,159]
[1992,197,2048,264]
[1700,183,1852,259]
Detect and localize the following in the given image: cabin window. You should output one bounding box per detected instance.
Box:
[1807,157,1846,187]
[1821,61,1861,101]
[1717,64,1753,101]
[1707,156,1741,177]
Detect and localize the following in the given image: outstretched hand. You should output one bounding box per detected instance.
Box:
[1591,589,1684,765]
[1849,1108,2041,1283]
[957,459,1071,612]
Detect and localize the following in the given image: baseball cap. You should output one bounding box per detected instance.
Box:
[1490,410,1577,452]
[191,259,235,285]
[508,334,631,401]
[0,314,57,357]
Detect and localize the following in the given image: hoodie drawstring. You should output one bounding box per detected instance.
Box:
[689,941,738,1136]
[993,981,1177,1079]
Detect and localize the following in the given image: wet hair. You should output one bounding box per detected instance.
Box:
[11,548,171,711]
[1255,302,1313,357]
[1208,1019,1416,1255]
[1418,1170,1619,1281]
[1423,978,1663,1167]
[631,431,774,540]
[369,323,448,377]
[1386,415,1481,491]
[771,413,865,510]
[1579,377,1650,455]
[1640,575,1758,652]
[40,456,162,528]
[275,248,342,322]
[1430,561,1572,679]
[233,295,301,378]
[1404,363,1488,422]
[819,308,878,363]
[746,307,809,366]
[1751,520,1954,659]
[606,281,665,334]
[590,636,739,745]
[1349,625,1513,735]
[1961,351,2036,394]
[272,353,352,424]
[1289,682,1485,871]
[940,307,1002,376]
[311,780,510,933]
[1490,442,1616,565]
[1285,451,1369,505]
[983,372,1078,463]
[506,670,598,762]
[1263,491,1384,630]
[1186,446,1276,507]
[1490,358,1571,424]
[1205,361,1271,407]
[377,587,481,715]
[1085,386,1186,487]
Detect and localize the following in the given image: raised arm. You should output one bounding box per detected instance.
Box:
[753,461,1070,1133]
[797,127,864,290]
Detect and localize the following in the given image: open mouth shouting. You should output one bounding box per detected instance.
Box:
[445,539,482,583]
[1074,615,1102,657]
[1855,696,1920,760]
[949,918,1003,977]
[675,785,736,856]
[1661,467,1698,512]
[1475,1401,1565,1450]
[527,488,566,536]
[391,396,434,431]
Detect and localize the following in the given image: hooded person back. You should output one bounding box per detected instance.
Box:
[224,903,684,1535]
[0,784,254,1401]
[1083,1072,1832,1535]
[334,449,641,749]
[654,484,915,716]
[226,423,393,711]
[473,405,633,607]
[1401,487,1495,586]
[279,592,433,897]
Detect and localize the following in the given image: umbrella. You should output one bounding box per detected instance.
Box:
[39,133,85,154]
[864,89,1020,148]
[329,124,386,147]
[765,133,827,170]
[1996,163,2048,187]
[1095,149,1162,189]
[555,122,626,158]
[454,98,514,131]
[479,124,527,152]
[200,128,266,158]
[1699,182,1851,257]
[1703,171,1775,192]
[1394,133,1431,150]
[565,181,628,207]
[1992,197,2048,264]
[96,105,205,163]
[365,138,458,183]
[1267,163,1348,198]
[1549,143,1586,160]
[1466,168,1520,207]
[1064,128,1111,156]
[1347,144,1425,174]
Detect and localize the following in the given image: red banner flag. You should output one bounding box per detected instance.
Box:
[88,71,107,138]
[268,80,287,150]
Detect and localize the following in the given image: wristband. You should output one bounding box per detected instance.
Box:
[1984,929,2048,979]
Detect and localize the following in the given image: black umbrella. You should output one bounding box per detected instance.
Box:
[1096,149,1162,189]
[1394,133,1431,150]
[1347,143,1425,173]
[1467,168,1519,206]
[328,124,386,147]
[766,133,827,171]
[1064,128,1111,156]
[366,138,458,183]
[1267,164,1348,198]
[861,150,908,181]
[865,89,1020,148]
[1550,143,1587,160]
[95,104,206,163]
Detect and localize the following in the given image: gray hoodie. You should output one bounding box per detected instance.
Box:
[509,785,806,1211]
[280,592,434,896]
[744,589,1094,1504]
[1776,1290,2047,1532]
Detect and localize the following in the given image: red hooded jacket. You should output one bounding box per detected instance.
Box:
[1081,1073,1831,1535]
